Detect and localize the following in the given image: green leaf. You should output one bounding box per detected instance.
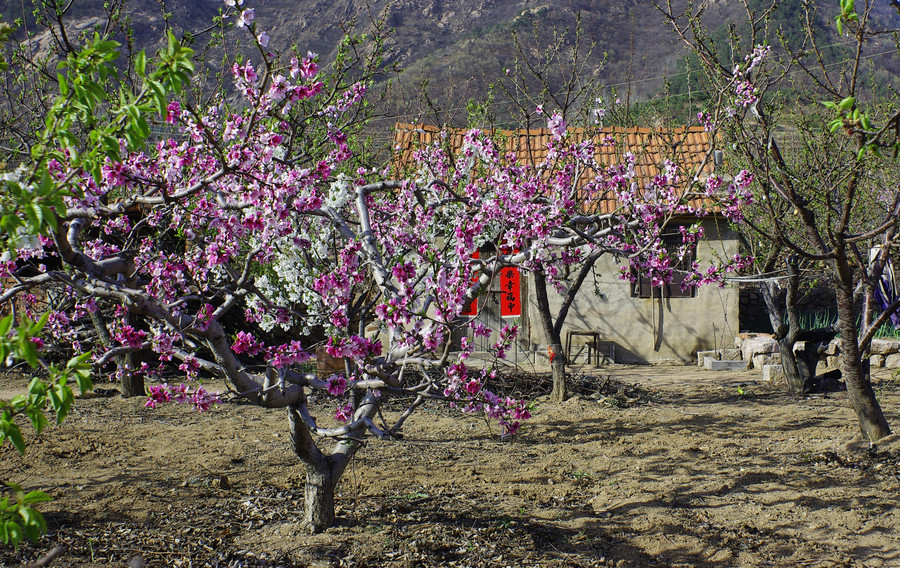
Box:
[21,491,52,506]
[27,411,48,435]
[0,314,12,337]
[4,520,22,547]
[23,203,39,230]
[50,383,72,425]
[47,387,61,415]
[29,203,43,228]
[18,336,38,369]
[68,351,93,369]
[135,50,147,76]
[21,508,46,544]
[32,312,49,335]
[41,206,57,232]
[27,376,45,395]
[6,423,26,455]
[9,394,27,409]
[837,96,855,110]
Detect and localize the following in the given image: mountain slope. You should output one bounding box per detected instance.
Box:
[5,0,900,127]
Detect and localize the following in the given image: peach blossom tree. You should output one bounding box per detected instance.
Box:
[1,3,752,532]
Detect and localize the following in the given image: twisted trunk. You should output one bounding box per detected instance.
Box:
[288,388,381,532]
[833,262,891,441]
[304,457,341,532]
[533,271,567,402]
[90,309,144,397]
[761,258,805,395]
[288,404,352,532]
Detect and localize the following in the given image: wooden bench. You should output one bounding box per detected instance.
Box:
[565,330,613,367]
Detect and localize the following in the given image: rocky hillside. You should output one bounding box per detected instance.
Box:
[5,0,900,126]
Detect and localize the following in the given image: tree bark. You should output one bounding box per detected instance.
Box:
[304,458,339,532]
[287,390,377,532]
[120,313,144,398]
[761,259,805,395]
[289,403,351,532]
[833,269,891,442]
[90,309,144,397]
[549,343,567,403]
[533,270,567,402]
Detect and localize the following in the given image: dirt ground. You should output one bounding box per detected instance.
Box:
[2,364,900,568]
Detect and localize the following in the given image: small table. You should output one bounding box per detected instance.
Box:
[565,330,612,367]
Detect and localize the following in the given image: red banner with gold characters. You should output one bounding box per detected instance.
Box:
[499,247,521,317]
[462,249,521,317]
[499,266,521,317]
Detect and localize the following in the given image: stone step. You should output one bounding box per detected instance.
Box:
[697,349,742,367]
[704,357,748,371]
[762,364,785,384]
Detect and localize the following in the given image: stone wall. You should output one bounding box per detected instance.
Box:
[524,218,741,364]
[699,332,900,382]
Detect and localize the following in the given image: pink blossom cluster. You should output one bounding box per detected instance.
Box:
[151,331,179,362]
[114,325,147,350]
[324,335,382,360]
[145,383,222,412]
[4,6,754,441]
[266,340,312,369]
[326,375,348,396]
[232,331,264,355]
[492,323,518,360]
[439,342,531,436]
[682,253,755,288]
[697,112,715,132]
[724,44,770,115]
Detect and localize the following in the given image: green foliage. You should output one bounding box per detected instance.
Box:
[1,26,195,256]
[0,314,93,455]
[836,0,859,36]
[43,31,194,183]
[0,16,12,72]
[0,313,91,548]
[0,483,51,548]
[0,170,68,255]
[0,13,195,551]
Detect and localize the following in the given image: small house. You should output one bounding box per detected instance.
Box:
[392,123,741,364]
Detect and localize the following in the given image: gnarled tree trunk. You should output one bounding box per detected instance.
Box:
[287,387,382,532]
[533,271,567,402]
[303,455,342,531]
[832,256,891,442]
[288,404,354,532]
[90,309,144,397]
[761,257,804,394]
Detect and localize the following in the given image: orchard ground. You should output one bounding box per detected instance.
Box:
[2,364,900,568]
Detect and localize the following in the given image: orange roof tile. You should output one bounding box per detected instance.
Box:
[391,123,718,215]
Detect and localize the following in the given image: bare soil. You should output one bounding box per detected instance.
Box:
[2,364,900,568]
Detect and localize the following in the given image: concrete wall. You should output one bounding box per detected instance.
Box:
[522,218,741,364]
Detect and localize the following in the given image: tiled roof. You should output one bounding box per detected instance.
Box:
[392,123,718,214]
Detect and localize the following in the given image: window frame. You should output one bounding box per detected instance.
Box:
[632,225,697,299]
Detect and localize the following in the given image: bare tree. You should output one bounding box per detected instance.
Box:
[661,0,900,440]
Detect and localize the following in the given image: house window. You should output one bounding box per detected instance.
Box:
[632,226,696,299]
